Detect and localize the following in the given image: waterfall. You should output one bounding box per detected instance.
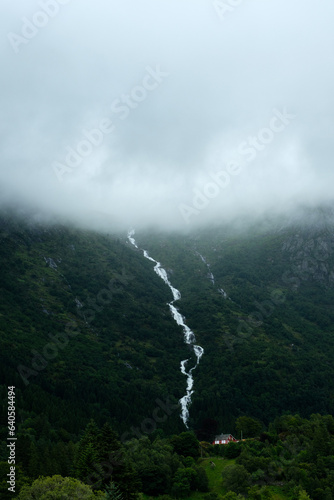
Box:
[197,252,215,284]
[197,251,228,298]
[127,230,204,427]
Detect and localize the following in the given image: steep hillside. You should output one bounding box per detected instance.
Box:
[0,211,188,445]
[135,213,334,433]
[1,208,334,450]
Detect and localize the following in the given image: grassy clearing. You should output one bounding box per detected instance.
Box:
[198,457,235,496]
[139,457,291,500]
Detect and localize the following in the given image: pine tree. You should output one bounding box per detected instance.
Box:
[76,442,102,487]
[75,420,102,485]
[105,482,124,500]
[95,422,125,490]
[114,465,140,500]
[97,422,140,499]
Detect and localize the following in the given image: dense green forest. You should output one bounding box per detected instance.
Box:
[137,216,334,432]
[1,208,334,498]
[2,413,334,499]
[0,210,188,436]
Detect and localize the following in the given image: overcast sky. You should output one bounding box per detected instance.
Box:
[1,0,334,231]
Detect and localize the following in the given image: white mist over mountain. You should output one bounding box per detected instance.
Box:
[1,0,334,231]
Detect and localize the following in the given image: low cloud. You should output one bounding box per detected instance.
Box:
[1,0,334,231]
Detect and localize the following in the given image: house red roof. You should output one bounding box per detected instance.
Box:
[212,433,238,445]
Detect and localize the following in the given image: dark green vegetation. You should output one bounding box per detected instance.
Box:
[4,413,334,499]
[1,208,334,498]
[137,216,334,433]
[0,210,188,436]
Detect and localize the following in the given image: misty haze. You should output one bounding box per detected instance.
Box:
[1,0,334,231]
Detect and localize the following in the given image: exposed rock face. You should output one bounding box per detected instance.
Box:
[282,232,334,286]
[44,257,58,270]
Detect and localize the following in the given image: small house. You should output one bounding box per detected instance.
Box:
[212,433,238,445]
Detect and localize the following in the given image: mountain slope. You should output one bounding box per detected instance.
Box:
[1,208,334,447]
[0,211,188,444]
[136,214,334,432]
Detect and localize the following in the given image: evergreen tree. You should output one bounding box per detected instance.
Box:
[96,422,140,498]
[96,422,124,489]
[76,442,101,486]
[75,420,102,485]
[105,482,124,500]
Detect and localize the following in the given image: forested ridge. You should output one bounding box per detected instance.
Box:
[137,213,334,431]
[1,208,334,498]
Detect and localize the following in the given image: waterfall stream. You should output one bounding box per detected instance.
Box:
[127,230,204,427]
[197,252,215,284]
[197,251,228,298]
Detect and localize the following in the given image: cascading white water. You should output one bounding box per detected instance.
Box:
[197,251,229,298]
[197,252,215,284]
[127,230,204,427]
